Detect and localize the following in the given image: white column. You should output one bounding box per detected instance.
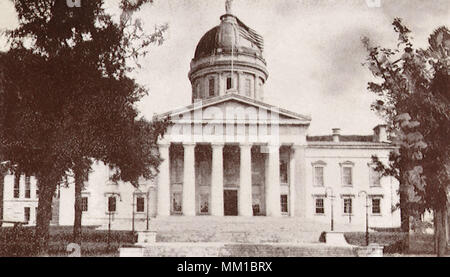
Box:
[211,143,224,216]
[182,143,196,216]
[239,143,253,216]
[266,144,281,217]
[293,145,307,217]
[18,175,24,199]
[157,143,170,216]
[289,147,296,217]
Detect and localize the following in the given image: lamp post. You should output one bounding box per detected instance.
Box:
[358,190,369,246]
[107,192,121,249]
[325,187,335,231]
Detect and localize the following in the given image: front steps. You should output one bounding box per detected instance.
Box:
[100,216,365,243]
[138,216,328,243]
[111,216,370,256]
[120,242,356,257]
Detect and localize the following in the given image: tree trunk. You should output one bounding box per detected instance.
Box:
[447,207,450,244]
[73,167,83,245]
[35,178,57,256]
[399,183,410,252]
[434,207,447,257]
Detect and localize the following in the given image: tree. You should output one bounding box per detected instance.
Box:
[363,19,450,256]
[0,0,169,255]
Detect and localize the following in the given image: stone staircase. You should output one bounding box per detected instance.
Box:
[121,242,355,257]
[148,216,326,243]
[117,216,363,257]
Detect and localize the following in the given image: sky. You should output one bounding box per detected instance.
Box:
[0,0,448,136]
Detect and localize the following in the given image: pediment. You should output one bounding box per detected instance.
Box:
[157,93,311,125]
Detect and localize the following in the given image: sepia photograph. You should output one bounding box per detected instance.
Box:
[0,0,448,262]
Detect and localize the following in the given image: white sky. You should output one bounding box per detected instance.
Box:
[0,0,448,136]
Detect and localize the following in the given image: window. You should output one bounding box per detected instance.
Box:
[372,198,381,214]
[369,167,381,187]
[343,198,352,214]
[199,194,209,214]
[136,197,145,213]
[280,160,288,184]
[14,174,20,198]
[314,167,324,186]
[226,77,232,90]
[108,196,116,213]
[197,160,210,186]
[342,167,353,186]
[25,176,31,198]
[36,182,39,199]
[172,157,183,184]
[315,198,325,214]
[81,197,88,212]
[24,207,30,222]
[172,192,182,213]
[245,79,251,97]
[208,78,215,97]
[312,161,326,187]
[252,195,261,215]
[280,195,288,213]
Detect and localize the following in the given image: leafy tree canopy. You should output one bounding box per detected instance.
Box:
[0,0,170,254]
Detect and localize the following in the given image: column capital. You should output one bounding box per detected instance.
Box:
[267,144,280,152]
[157,142,170,148]
[291,144,306,152]
[292,144,306,148]
[267,143,280,148]
[239,142,253,148]
[182,142,196,148]
[211,142,225,148]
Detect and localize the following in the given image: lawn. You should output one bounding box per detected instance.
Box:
[344,231,445,255]
[0,226,136,257]
[0,225,444,257]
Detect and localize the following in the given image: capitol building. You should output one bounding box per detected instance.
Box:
[1,3,400,232]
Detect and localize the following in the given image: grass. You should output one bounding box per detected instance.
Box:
[344,231,446,255]
[1,225,444,256]
[0,225,136,257]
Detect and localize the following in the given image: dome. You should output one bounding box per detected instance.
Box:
[188,10,268,103]
[193,14,264,60]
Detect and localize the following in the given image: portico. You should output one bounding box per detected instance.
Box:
[155,92,310,218]
[156,140,307,217]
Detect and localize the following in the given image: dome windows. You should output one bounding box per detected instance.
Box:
[226,77,233,90]
[208,78,215,97]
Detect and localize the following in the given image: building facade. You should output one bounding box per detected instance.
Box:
[0,5,400,230]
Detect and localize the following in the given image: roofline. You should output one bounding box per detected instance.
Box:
[307,142,397,150]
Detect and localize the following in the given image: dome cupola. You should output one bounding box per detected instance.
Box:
[188,0,269,103]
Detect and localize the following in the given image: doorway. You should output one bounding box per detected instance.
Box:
[224,189,238,216]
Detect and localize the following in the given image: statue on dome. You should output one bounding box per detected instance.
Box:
[225,0,233,14]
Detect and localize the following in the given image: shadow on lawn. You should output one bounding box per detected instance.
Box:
[344,230,446,255]
[0,226,136,257]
